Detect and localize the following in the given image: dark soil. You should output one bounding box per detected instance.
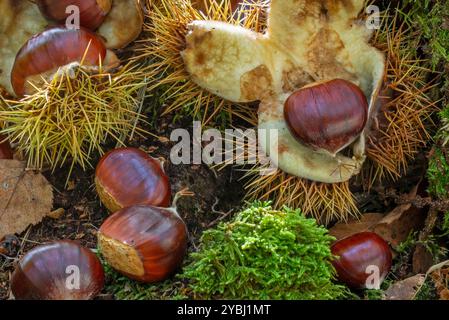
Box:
[0,111,247,300]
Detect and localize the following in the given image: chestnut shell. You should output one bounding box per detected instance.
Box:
[331,232,392,289]
[11,241,105,300]
[284,79,368,155]
[95,147,171,213]
[11,26,106,96]
[98,205,188,283]
[36,0,112,31]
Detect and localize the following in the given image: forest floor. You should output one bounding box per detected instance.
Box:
[2,0,449,300]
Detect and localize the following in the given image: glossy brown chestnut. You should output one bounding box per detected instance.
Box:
[331,232,392,289]
[10,241,105,300]
[284,79,368,155]
[36,0,112,31]
[11,26,106,96]
[0,135,13,159]
[98,205,188,283]
[95,147,171,213]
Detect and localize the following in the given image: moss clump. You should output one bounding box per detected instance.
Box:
[102,258,188,300]
[402,0,449,68]
[442,211,449,235]
[182,202,349,300]
[428,147,449,198]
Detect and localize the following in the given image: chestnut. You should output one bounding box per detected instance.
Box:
[36,0,112,31]
[0,135,13,159]
[95,147,171,213]
[10,241,105,300]
[97,205,188,283]
[331,232,392,289]
[284,79,368,155]
[11,26,106,96]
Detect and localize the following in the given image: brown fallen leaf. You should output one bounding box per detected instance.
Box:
[413,209,440,274]
[66,180,76,191]
[48,208,65,220]
[371,184,426,247]
[329,213,384,241]
[430,266,449,300]
[384,274,426,300]
[0,160,53,238]
[413,244,435,274]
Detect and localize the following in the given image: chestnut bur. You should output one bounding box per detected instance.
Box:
[10,241,105,300]
[284,79,369,155]
[95,147,171,213]
[98,205,188,283]
[331,232,392,289]
[36,0,112,31]
[11,26,107,96]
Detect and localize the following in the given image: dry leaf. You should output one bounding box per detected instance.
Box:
[48,208,65,220]
[384,274,426,300]
[371,185,426,247]
[430,266,449,300]
[0,160,53,238]
[329,213,384,241]
[413,244,435,274]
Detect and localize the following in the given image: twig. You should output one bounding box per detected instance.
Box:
[386,190,449,212]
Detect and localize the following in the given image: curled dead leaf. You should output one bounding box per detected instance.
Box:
[430,266,449,300]
[384,274,426,300]
[48,208,65,220]
[371,184,426,247]
[329,213,384,241]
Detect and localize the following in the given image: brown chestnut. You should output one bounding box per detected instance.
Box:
[95,147,171,213]
[10,241,105,300]
[331,232,392,289]
[36,0,112,31]
[98,205,188,283]
[11,26,106,96]
[284,79,368,155]
[0,135,13,159]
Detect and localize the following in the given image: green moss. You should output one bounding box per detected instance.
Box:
[182,202,349,300]
[363,279,392,300]
[402,0,449,68]
[428,147,449,198]
[393,231,448,274]
[442,211,449,235]
[102,260,188,300]
[415,277,438,300]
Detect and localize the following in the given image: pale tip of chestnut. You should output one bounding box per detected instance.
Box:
[97,205,188,283]
[97,234,146,278]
